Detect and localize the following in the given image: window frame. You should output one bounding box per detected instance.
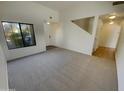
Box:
[1,21,36,50]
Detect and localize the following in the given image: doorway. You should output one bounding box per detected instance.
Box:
[44,22,60,50]
[92,13,123,61]
[44,23,53,47]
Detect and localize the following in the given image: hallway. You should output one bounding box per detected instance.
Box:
[93,47,115,61]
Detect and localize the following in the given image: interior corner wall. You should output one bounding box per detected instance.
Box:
[0,2,59,61]
[115,21,124,91]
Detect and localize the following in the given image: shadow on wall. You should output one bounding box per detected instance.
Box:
[71,17,94,34]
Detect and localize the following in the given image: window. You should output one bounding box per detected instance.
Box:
[20,24,36,47]
[2,21,36,49]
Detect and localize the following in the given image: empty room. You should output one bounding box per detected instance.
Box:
[0,1,124,91]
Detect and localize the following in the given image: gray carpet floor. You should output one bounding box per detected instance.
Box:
[7,47,118,91]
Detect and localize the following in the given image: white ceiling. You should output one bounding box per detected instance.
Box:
[35,1,92,12]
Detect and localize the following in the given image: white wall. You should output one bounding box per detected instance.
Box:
[54,1,124,55]
[0,2,59,61]
[99,22,121,48]
[115,21,124,91]
[0,45,8,90]
[93,19,103,52]
[55,15,98,55]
